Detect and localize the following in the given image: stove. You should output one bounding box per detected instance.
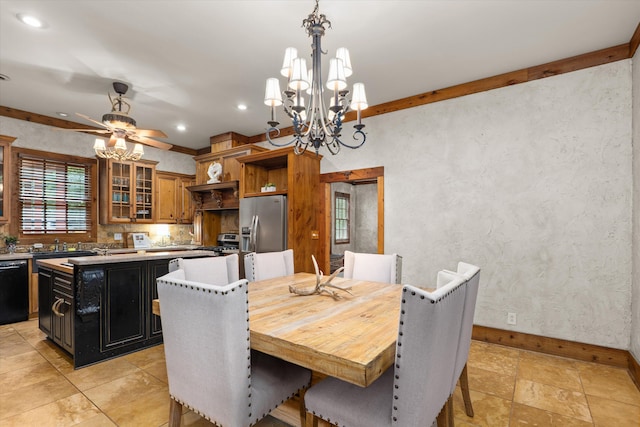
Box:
[198,233,239,255]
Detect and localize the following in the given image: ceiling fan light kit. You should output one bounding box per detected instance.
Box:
[264,0,368,155]
[61,81,173,157]
[93,137,144,162]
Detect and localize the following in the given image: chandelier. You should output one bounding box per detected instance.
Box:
[264,0,368,155]
[93,137,144,161]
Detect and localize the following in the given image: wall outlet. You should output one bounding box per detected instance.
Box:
[507,312,517,325]
[114,233,123,241]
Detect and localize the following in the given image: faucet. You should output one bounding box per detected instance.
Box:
[91,247,110,256]
[62,242,68,251]
[54,238,59,252]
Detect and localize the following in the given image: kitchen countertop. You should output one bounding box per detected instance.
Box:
[0,245,203,262]
[36,249,218,273]
[0,253,32,261]
[36,257,75,274]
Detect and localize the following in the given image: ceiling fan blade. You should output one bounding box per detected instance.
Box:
[76,113,109,129]
[134,128,168,138]
[129,134,173,150]
[55,128,112,134]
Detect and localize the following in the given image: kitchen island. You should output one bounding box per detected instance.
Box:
[37,250,216,368]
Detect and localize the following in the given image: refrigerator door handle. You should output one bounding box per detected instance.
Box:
[252,215,259,252]
[248,215,257,252]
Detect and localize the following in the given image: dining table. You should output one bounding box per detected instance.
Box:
[153,272,403,387]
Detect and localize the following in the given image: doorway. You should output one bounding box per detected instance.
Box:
[319,167,384,274]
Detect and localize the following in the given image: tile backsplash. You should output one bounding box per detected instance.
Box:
[0,223,195,253]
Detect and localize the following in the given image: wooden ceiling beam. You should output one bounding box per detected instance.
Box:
[0,106,198,156]
[249,36,637,144]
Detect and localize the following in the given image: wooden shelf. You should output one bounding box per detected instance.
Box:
[186,181,238,193]
[187,180,239,211]
[242,190,287,198]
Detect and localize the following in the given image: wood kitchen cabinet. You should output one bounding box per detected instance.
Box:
[99,261,146,351]
[189,181,239,245]
[238,147,321,273]
[38,267,74,355]
[155,171,195,223]
[0,135,15,223]
[190,145,266,245]
[98,158,158,224]
[194,145,267,185]
[36,252,213,368]
[38,268,53,337]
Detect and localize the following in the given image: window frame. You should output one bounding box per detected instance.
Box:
[334,191,351,244]
[12,147,98,245]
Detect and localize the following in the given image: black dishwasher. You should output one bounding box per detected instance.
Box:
[0,259,29,325]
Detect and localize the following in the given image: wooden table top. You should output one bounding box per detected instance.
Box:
[153,272,403,387]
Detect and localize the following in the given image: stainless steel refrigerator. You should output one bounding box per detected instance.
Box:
[240,195,287,253]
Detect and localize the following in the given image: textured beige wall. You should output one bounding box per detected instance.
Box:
[354,183,378,253]
[314,60,634,349]
[632,48,640,361]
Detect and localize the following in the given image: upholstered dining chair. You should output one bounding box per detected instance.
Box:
[303,273,467,427]
[244,249,294,282]
[342,250,403,284]
[440,262,481,422]
[157,269,311,427]
[168,254,239,285]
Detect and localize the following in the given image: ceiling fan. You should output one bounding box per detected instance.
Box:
[64,81,172,151]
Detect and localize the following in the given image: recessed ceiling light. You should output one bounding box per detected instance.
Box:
[176,124,186,132]
[17,13,45,28]
[56,112,68,117]
[237,104,247,111]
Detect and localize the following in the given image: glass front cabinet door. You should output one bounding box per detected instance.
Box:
[99,159,157,224]
[133,163,154,222]
[0,135,15,223]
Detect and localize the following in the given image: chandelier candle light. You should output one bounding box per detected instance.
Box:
[264,0,368,155]
[93,137,144,161]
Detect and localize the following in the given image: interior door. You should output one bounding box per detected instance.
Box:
[320,167,384,274]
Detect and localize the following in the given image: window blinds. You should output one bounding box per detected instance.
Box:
[19,154,92,235]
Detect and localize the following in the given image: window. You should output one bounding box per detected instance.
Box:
[17,149,97,241]
[334,192,350,244]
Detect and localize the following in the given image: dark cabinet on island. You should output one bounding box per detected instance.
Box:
[37,251,216,368]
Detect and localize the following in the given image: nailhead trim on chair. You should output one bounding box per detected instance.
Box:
[161,280,254,425]
[390,286,464,425]
[246,252,257,282]
[162,278,310,426]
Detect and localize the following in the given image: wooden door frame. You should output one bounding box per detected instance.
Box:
[319,166,384,274]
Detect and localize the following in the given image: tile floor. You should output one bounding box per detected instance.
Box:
[1,319,639,427]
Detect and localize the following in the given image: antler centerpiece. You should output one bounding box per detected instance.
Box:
[289,255,353,300]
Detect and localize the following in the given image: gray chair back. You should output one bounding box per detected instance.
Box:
[343,250,403,284]
[244,249,294,282]
[157,270,310,426]
[392,277,466,425]
[303,273,466,427]
[157,272,253,425]
[170,254,239,285]
[449,262,481,392]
